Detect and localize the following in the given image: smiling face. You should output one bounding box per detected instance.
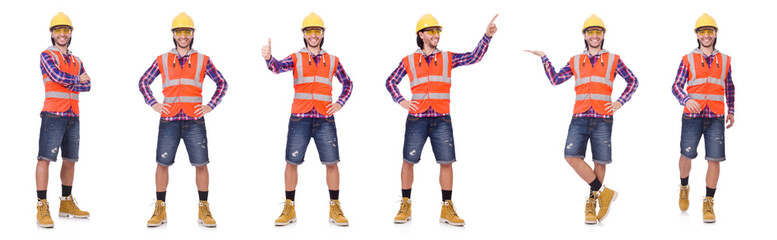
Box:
[418,27,441,49]
[583,27,605,50]
[172,28,194,49]
[303,27,324,48]
[696,27,717,48]
[50,26,72,47]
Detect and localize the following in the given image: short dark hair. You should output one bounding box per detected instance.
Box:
[303,37,324,48]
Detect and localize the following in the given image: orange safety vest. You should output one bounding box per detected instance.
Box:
[156,51,208,118]
[291,49,338,116]
[41,47,82,114]
[569,52,619,115]
[402,50,452,114]
[682,50,728,115]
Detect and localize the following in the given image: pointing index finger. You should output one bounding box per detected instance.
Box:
[490,14,499,24]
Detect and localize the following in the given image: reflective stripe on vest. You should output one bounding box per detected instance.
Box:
[686,53,727,88]
[407,52,451,88]
[164,96,203,103]
[573,53,615,87]
[294,52,335,86]
[412,93,450,100]
[293,93,333,102]
[161,53,205,89]
[575,94,611,101]
[45,91,79,100]
[688,93,725,102]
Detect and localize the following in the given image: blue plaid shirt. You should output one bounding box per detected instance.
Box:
[39,47,91,117]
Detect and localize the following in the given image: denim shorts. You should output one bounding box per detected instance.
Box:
[37,112,80,162]
[285,115,340,165]
[564,117,613,164]
[680,116,725,161]
[403,115,456,164]
[156,118,209,166]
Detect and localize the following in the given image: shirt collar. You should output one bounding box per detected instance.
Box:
[582,49,608,57]
[415,48,442,57]
[47,46,72,56]
[299,47,327,56]
[168,48,198,57]
[692,48,719,57]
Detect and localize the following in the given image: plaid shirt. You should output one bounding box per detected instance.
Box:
[540,50,639,119]
[40,47,91,117]
[672,49,734,118]
[138,49,228,121]
[265,49,353,118]
[385,35,492,117]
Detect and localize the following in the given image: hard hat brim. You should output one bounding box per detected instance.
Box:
[50,25,73,31]
[582,26,606,33]
[694,26,718,32]
[417,26,443,33]
[301,26,326,31]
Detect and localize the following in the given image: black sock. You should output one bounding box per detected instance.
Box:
[156,191,166,202]
[442,190,452,201]
[285,191,296,201]
[681,177,689,186]
[706,187,716,198]
[198,191,208,201]
[589,178,602,198]
[329,190,339,200]
[401,189,411,199]
[37,190,47,200]
[62,185,72,197]
[589,177,602,191]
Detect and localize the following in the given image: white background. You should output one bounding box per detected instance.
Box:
[1,0,772,239]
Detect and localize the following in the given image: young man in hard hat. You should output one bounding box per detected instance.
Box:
[525,14,638,224]
[261,12,353,226]
[672,13,734,223]
[385,13,498,226]
[138,12,227,227]
[35,12,92,228]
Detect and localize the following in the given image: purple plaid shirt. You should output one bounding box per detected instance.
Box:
[671,49,734,118]
[265,49,354,118]
[385,35,492,117]
[40,46,91,117]
[138,49,228,121]
[540,50,639,119]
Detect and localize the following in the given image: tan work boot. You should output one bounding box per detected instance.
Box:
[329,200,349,226]
[703,197,716,223]
[439,200,465,226]
[198,201,217,227]
[59,195,90,218]
[147,200,167,227]
[679,185,690,211]
[585,196,598,224]
[596,186,618,221]
[394,197,412,223]
[275,199,296,226]
[37,199,54,228]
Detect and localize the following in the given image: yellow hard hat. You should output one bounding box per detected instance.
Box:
[301,12,325,30]
[416,14,441,33]
[50,12,73,29]
[171,12,195,30]
[582,14,605,33]
[695,13,717,31]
